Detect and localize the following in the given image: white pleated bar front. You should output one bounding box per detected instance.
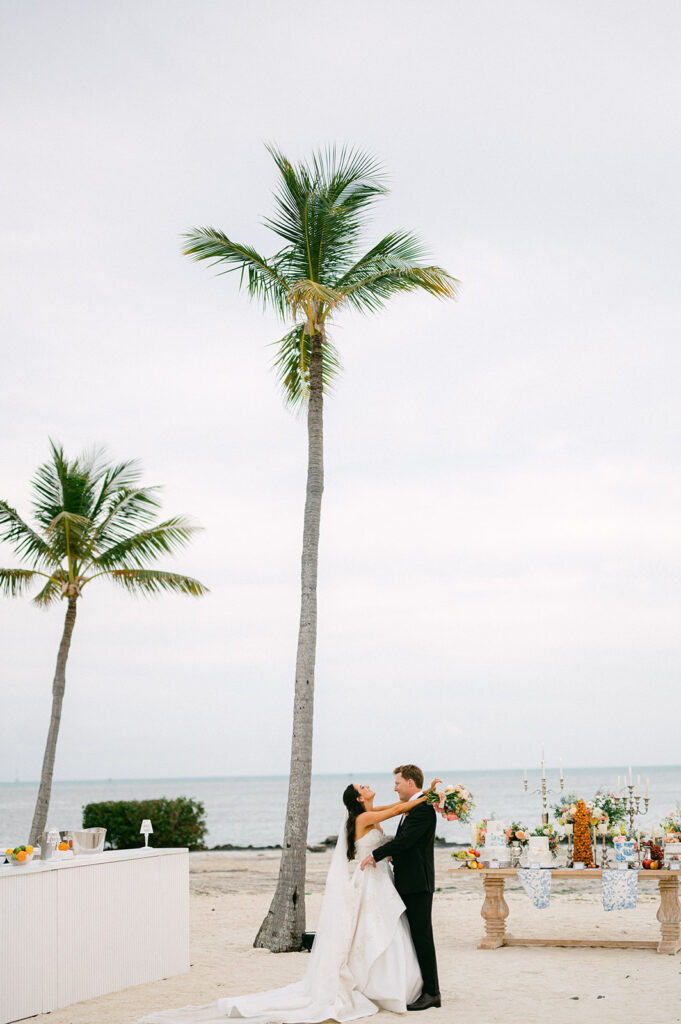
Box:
[0,848,189,1024]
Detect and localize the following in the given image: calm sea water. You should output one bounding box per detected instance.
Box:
[2,766,680,849]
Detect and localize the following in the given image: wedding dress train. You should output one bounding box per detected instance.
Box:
[139,828,422,1023]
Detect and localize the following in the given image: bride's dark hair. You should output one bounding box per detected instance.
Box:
[343,784,365,861]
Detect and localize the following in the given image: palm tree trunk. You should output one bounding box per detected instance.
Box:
[254,330,324,952]
[29,594,78,845]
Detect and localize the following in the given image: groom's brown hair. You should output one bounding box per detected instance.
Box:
[394,764,424,788]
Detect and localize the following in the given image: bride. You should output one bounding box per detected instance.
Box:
[139,779,441,1024]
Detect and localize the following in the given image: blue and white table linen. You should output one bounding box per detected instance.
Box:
[516,868,552,909]
[602,868,638,911]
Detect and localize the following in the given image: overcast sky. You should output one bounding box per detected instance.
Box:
[1,1,680,782]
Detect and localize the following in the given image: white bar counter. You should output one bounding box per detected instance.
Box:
[0,847,189,1024]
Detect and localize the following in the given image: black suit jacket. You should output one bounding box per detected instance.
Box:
[372,800,436,895]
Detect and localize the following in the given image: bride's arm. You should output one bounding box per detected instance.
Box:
[359,793,433,827]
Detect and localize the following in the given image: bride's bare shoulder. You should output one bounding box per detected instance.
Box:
[355,818,384,840]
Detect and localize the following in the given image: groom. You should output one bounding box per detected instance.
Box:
[361,764,440,1011]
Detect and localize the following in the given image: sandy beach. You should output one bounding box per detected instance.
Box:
[16,848,681,1024]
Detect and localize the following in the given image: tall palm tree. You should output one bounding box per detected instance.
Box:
[0,442,208,845]
[184,145,459,951]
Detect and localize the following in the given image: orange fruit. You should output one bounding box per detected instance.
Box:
[16,850,27,862]
[57,841,68,851]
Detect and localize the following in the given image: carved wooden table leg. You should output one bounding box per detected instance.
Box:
[657,876,681,954]
[479,874,509,949]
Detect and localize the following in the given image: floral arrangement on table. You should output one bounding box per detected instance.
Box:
[553,790,626,843]
[553,793,589,825]
[529,824,560,855]
[505,821,531,846]
[592,790,627,829]
[661,805,681,840]
[427,783,474,823]
[473,817,528,846]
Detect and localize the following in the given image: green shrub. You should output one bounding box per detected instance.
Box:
[82,796,208,850]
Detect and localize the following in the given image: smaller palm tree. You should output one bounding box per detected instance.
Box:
[0,441,208,844]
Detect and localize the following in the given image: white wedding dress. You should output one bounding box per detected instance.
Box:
[139,827,422,1024]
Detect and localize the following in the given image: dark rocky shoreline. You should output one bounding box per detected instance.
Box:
[207,836,461,853]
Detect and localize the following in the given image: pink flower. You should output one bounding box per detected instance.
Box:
[447,813,458,821]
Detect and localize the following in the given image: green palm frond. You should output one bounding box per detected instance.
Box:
[183,228,291,316]
[88,459,146,523]
[93,517,201,570]
[108,568,209,597]
[265,145,387,282]
[44,510,95,573]
[272,325,341,408]
[0,568,43,598]
[33,441,98,529]
[333,231,430,289]
[0,502,57,568]
[92,485,163,546]
[340,265,461,315]
[32,574,66,608]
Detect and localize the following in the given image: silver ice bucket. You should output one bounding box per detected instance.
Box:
[71,827,106,854]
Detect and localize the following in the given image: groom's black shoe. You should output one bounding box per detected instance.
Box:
[407,993,441,1011]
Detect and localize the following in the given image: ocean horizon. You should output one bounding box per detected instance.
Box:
[3,765,681,850]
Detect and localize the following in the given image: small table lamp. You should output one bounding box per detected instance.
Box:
[140,819,153,848]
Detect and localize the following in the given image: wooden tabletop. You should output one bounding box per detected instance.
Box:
[448,867,680,879]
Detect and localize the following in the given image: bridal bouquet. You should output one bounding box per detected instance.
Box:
[426,783,474,823]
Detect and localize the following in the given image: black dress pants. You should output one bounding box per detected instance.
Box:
[401,891,439,997]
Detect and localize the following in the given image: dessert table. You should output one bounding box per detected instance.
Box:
[448,867,681,955]
[0,847,189,1024]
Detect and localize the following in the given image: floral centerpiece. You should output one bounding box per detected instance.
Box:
[553,790,625,843]
[553,793,586,826]
[505,821,531,846]
[661,805,681,840]
[427,783,474,823]
[592,790,627,829]
[474,818,530,847]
